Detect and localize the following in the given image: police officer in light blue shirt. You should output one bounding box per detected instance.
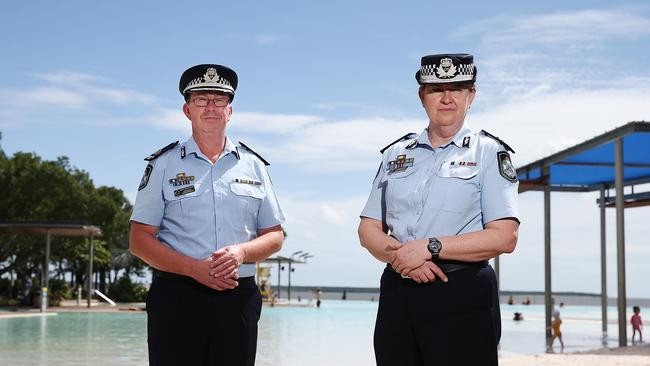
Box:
[358,54,520,366]
[129,64,285,366]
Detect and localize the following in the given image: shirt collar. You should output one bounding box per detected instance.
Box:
[414,126,474,149]
[450,126,474,148]
[182,136,240,160]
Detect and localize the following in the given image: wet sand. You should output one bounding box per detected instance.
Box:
[501,344,650,365]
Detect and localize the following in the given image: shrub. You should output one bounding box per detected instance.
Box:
[108,275,147,303]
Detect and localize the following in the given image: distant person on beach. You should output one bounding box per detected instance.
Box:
[129,64,286,366]
[550,309,564,349]
[342,290,347,300]
[513,312,523,321]
[315,288,322,308]
[358,53,520,366]
[631,305,643,343]
[508,295,515,305]
[523,296,531,305]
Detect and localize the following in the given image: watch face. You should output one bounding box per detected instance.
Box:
[428,238,441,254]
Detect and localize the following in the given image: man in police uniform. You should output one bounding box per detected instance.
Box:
[129,64,285,366]
[358,54,520,365]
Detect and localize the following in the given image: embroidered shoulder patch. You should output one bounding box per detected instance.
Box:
[497,151,518,183]
[138,164,153,191]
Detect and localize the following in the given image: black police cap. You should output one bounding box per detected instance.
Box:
[179,64,238,100]
[415,54,477,85]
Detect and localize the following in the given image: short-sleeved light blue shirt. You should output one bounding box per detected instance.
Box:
[131,136,286,277]
[361,126,519,243]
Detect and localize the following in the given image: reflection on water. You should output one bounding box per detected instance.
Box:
[0,302,638,366]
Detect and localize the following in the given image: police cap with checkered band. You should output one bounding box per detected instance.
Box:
[179,64,238,101]
[415,53,477,85]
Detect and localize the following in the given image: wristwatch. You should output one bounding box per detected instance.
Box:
[427,237,442,262]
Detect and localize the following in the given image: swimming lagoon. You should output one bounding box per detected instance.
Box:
[0,301,637,366]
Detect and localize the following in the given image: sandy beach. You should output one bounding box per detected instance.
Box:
[501,344,650,366]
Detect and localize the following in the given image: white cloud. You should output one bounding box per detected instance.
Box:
[147,108,191,134]
[233,116,423,171]
[469,86,650,167]
[275,194,385,287]
[231,112,322,133]
[465,9,650,46]
[147,83,650,175]
[0,71,157,113]
[32,71,101,85]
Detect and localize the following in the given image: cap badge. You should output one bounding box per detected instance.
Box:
[203,67,219,83]
[436,58,457,79]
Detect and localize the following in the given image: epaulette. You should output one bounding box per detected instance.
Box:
[144,141,179,161]
[480,130,515,153]
[238,141,270,166]
[380,132,417,154]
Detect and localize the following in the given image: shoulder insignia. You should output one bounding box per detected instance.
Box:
[144,141,179,161]
[138,164,153,191]
[480,130,515,153]
[497,151,518,183]
[238,141,270,166]
[380,133,417,154]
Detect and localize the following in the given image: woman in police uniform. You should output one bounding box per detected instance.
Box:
[358,54,520,366]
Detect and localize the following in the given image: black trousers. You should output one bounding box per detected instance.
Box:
[374,265,501,366]
[146,274,262,366]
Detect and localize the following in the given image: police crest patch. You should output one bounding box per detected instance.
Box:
[497,152,517,183]
[138,164,153,191]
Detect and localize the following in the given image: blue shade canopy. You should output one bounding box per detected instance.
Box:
[517,121,650,194]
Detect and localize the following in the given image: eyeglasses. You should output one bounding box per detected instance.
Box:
[189,97,229,107]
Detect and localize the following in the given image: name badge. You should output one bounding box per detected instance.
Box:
[174,185,195,197]
[234,178,261,185]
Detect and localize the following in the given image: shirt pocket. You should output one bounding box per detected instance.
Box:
[162,182,202,223]
[383,168,418,216]
[229,182,264,223]
[433,164,480,213]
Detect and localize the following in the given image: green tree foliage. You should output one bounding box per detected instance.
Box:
[0,133,141,303]
[108,274,148,303]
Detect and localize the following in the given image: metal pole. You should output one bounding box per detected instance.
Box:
[87,235,94,308]
[599,186,608,336]
[494,255,500,292]
[277,261,281,299]
[614,139,627,347]
[544,167,552,340]
[288,261,292,301]
[41,230,51,313]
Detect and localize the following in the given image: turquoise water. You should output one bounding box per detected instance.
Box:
[0,301,638,366]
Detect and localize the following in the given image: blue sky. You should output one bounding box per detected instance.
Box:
[2,1,650,297]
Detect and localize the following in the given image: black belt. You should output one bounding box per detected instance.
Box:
[153,269,256,288]
[387,260,487,277]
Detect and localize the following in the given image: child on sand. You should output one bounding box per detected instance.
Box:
[631,306,643,343]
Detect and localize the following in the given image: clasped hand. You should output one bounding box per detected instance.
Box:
[387,240,448,284]
[191,245,244,291]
